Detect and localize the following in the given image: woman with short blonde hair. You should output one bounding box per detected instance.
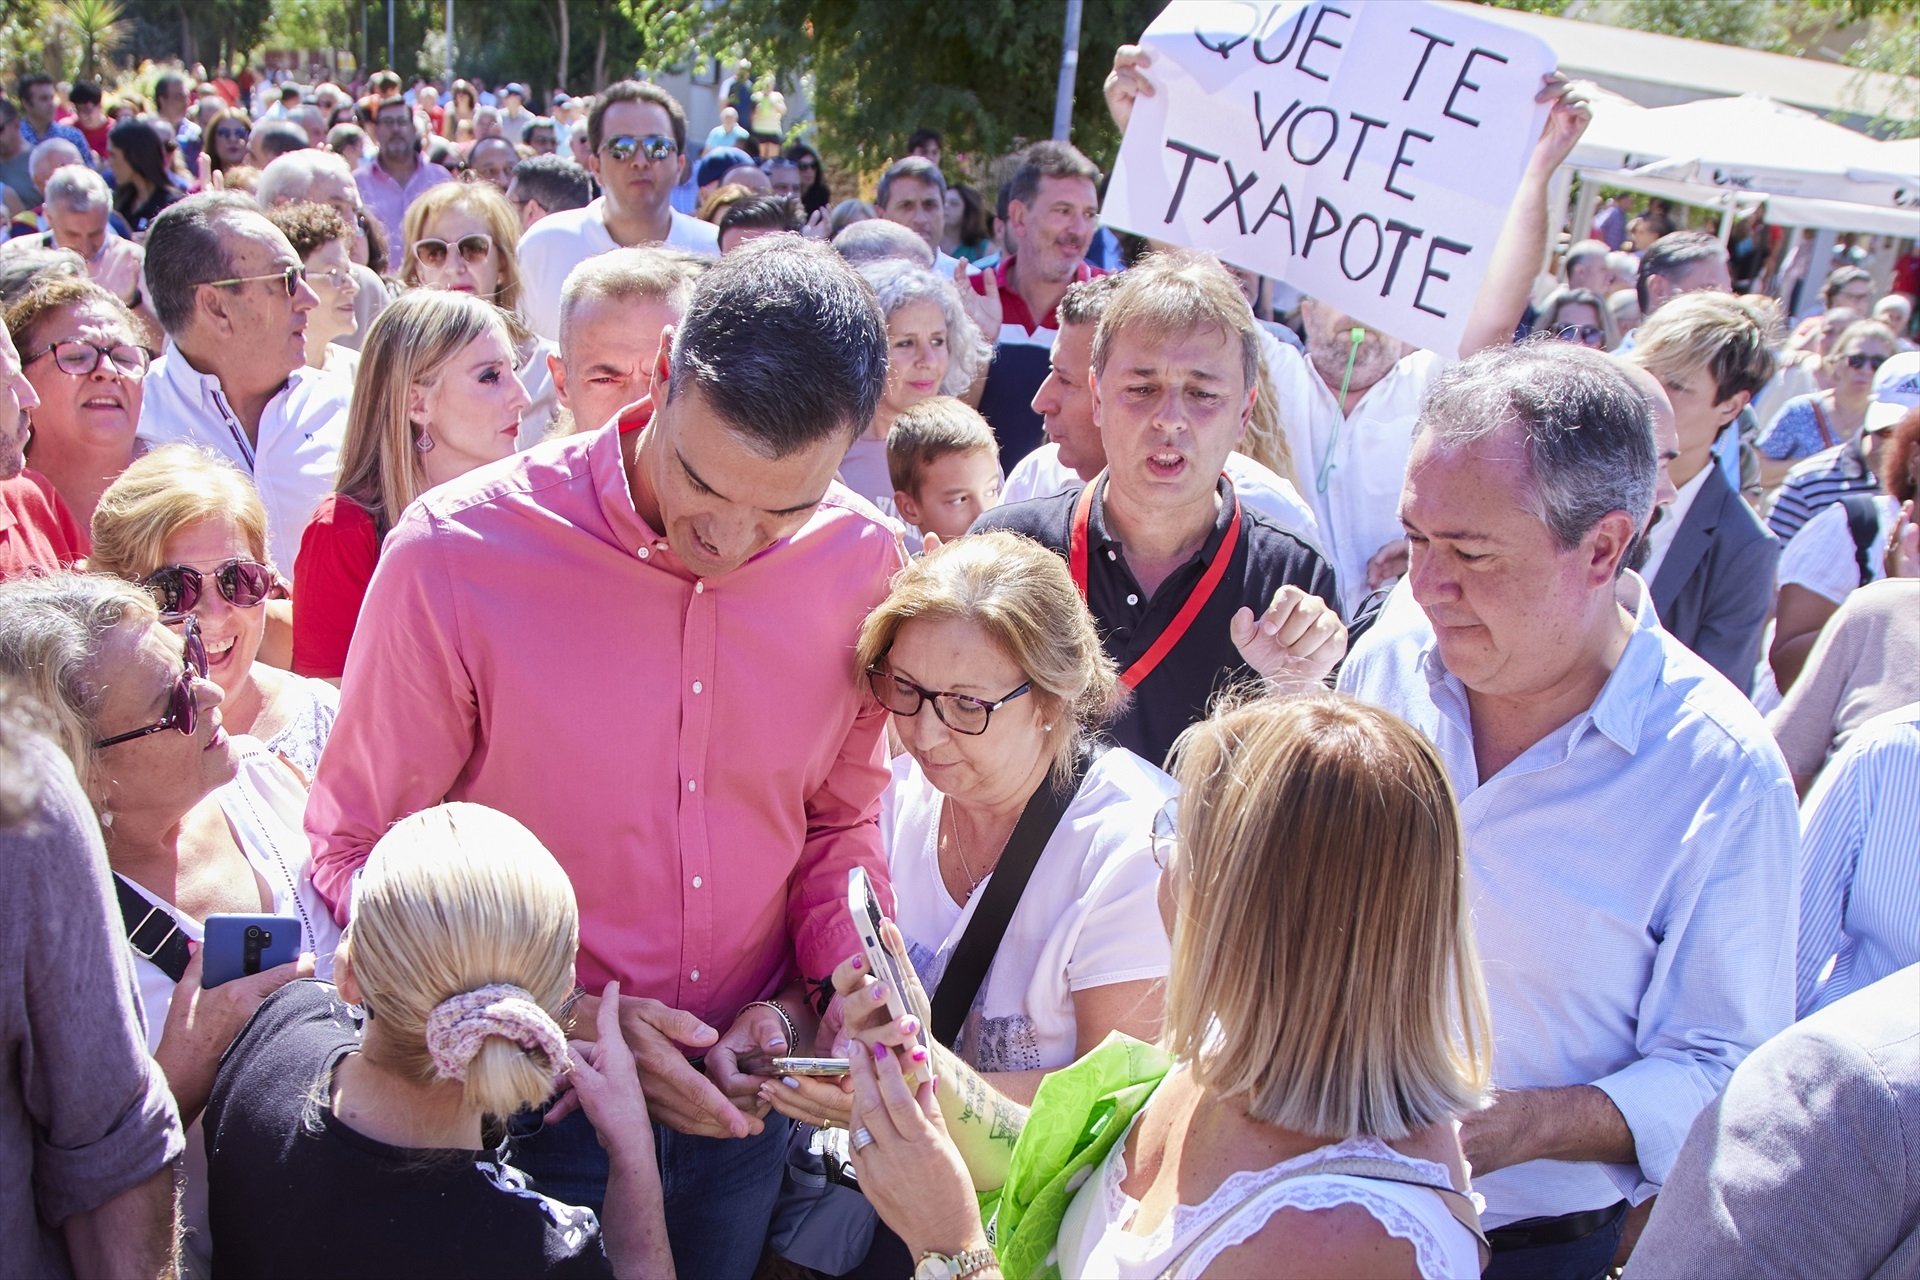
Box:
[90,444,338,775]
[202,802,673,1276]
[292,291,530,679]
[829,691,1495,1280]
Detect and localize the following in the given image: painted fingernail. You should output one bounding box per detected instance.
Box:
[833,1040,852,1058]
[910,1047,929,1063]
[900,1016,920,1036]
[870,1040,888,1062]
[768,1037,788,1051]
[850,956,864,970]
[782,1076,801,1089]
[871,983,889,1003]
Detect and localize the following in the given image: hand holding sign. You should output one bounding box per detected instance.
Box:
[1105,44,1155,132]
[1103,0,1557,357]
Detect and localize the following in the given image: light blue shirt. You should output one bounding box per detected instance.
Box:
[1340,574,1799,1225]
[1796,702,1920,1017]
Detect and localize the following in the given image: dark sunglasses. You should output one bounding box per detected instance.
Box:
[203,265,307,297]
[1845,352,1891,372]
[213,126,249,141]
[93,617,207,750]
[600,133,677,163]
[140,559,275,615]
[1554,324,1607,348]
[24,339,153,379]
[413,234,493,268]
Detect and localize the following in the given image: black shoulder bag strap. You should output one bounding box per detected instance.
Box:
[1840,493,1880,587]
[929,744,1105,1045]
[114,873,193,983]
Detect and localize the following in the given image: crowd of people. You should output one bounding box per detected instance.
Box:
[1,39,1917,1280]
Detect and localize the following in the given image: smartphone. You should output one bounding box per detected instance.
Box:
[848,867,933,1085]
[772,1056,852,1078]
[202,914,300,989]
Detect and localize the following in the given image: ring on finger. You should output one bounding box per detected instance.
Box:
[851,1125,876,1150]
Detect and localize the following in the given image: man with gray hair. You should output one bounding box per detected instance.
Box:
[0,165,149,319]
[136,192,347,577]
[1563,237,1613,294]
[248,119,309,170]
[506,154,592,231]
[1339,342,1798,1278]
[256,149,390,347]
[873,154,955,271]
[153,71,202,174]
[831,216,933,269]
[548,246,702,436]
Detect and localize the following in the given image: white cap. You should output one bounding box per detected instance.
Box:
[1866,350,1920,433]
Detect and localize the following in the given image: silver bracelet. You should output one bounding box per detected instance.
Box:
[744,999,797,1050]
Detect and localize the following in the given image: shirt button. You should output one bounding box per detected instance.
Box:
[690,970,700,982]
[1126,593,1139,606]
[638,546,650,559]
[695,581,705,594]
[692,875,703,889]
[1106,549,1117,561]
[692,680,703,694]
[687,779,697,792]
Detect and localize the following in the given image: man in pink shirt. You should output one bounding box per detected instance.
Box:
[305,237,898,1278]
[354,96,451,252]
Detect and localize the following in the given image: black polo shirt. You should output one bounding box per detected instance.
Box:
[973,476,1341,768]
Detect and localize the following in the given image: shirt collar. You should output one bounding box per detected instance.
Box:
[1087,472,1236,566]
[993,255,1095,331]
[591,399,663,550]
[159,337,307,407]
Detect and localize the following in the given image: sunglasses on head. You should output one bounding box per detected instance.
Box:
[600,133,677,164]
[140,558,275,615]
[93,616,208,750]
[412,234,493,268]
[1845,352,1891,372]
[1554,324,1607,348]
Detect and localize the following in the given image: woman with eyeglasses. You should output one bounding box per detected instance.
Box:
[1529,285,1617,352]
[1755,319,1899,487]
[90,444,340,775]
[265,201,363,381]
[782,141,831,216]
[764,533,1171,1147]
[5,277,148,534]
[292,291,531,681]
[205,107,253,177]
[400,181,558,444]
[0,571,340,1273]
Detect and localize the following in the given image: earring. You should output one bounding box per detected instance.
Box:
[414,432,435,453]
[98,808,113,829]
[1042,724,1053,732]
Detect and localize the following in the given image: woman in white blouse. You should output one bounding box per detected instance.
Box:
[767,532,1170,1130]
[837,692,1493,1280]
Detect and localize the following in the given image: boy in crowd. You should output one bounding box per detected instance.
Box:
[887,396,1002,543]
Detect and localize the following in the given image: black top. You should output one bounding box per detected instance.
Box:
[973,477,1341,768]
[204,980,610,1279]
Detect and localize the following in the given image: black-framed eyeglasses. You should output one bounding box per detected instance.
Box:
[412,234,493,268]
[1150,798,1178,871]
[23,339,153,379]
[866,666,1031,736]
[1845,352,1891,372]
[92,616,207,750]
[1554,324,1606,348]
[202,265,306,296]
[140,558,275,615]
[600,133,677,164]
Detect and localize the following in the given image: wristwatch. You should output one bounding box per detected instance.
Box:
[914,1247,996,1280]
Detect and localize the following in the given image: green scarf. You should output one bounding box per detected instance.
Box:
[984,1033,1172,1280]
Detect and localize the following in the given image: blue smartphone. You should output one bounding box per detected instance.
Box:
[202,914,300,989]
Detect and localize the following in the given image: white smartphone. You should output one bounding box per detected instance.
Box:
[848,866,934,1085]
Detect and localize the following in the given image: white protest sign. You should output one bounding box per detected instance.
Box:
[1104,0,1555,355]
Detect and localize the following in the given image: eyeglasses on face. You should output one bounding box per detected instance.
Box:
[92,616,208,750]
[24,339,153,379]
[202,265,306,297]
[140,558,275,615]
[213,126,248,141]
[1149,799,1179,871]
[600,133,677,164]
[412,233,493,268]
[865,666,1031,736]
[1844,352,1891,372]
[1554,324,1607,348]
[304,266,354,291]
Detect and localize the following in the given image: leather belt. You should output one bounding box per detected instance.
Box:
[1487,1201,1627,1249]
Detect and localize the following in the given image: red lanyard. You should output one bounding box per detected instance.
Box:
[1068,474,1243,690]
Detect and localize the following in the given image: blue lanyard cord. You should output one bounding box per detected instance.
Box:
[1315,327,1367,497]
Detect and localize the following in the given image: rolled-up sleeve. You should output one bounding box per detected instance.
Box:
[15,742,183,1226]
[305,507,478,921]
[1593,779,1800,1190]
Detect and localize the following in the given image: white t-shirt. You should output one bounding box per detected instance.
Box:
[883,747,1174,1073]
[516,198,720,341]
[1779,494,1894,604]
[999,443,1325,557]
[836,434,898,516]
[1267,343,1448,615]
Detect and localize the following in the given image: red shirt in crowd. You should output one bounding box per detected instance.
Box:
[0,470,86,583]
[292,493,380,679]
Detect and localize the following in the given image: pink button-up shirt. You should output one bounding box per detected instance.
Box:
[305,406,904,1027]
[354,156,452,256]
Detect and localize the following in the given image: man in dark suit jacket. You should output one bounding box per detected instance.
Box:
[1628,292,1779,691]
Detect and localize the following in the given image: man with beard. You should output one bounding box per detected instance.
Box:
[969,140,1104,474]
[355,96,451,253]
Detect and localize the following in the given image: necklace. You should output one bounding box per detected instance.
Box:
[942,801,985,893]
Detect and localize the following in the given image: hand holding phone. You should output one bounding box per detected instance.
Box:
[201,914,301,989]
[848,867,933,1085]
